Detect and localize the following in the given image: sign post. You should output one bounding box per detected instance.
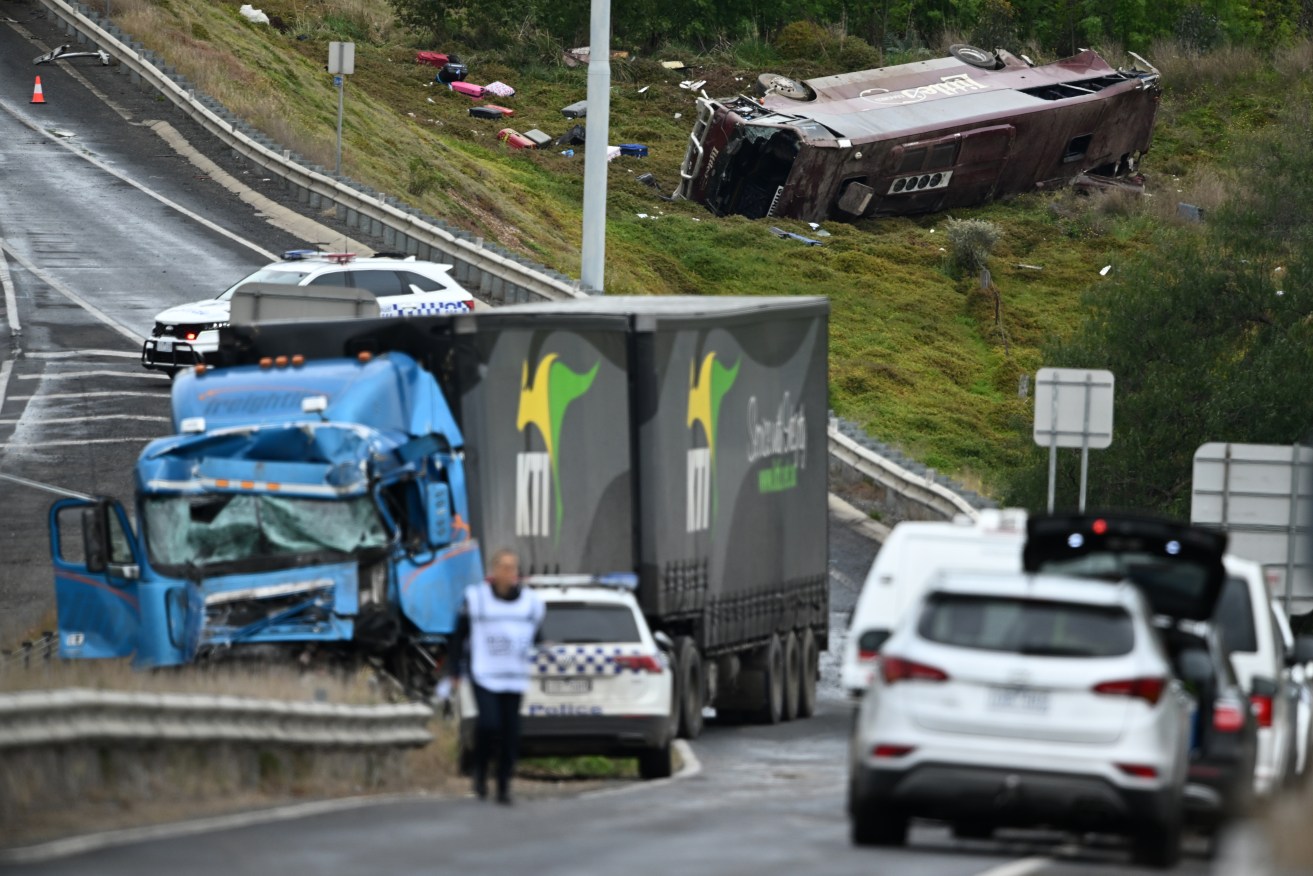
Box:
[327,42,355,176]
[1033,368,1115,512]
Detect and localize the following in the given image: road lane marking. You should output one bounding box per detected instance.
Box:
[7,391,166,401]
[25,350,141,360]
[17,370,169,381]
[0,359,12,413]
[0,415,169,425]
[0,471,93,500]
[0,244,18,336]
[0,243,144,344]
[972,857,1054,876]
[0,96,277,263]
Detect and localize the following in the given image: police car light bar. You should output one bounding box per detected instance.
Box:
[524,573,639,591]
[281,249,320,261]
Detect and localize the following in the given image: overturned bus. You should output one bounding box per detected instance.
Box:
[674,46,1161,223]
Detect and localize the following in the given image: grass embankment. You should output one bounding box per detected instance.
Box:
[98,0,1302,490]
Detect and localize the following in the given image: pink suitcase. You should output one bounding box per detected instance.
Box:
[450,81,485,99]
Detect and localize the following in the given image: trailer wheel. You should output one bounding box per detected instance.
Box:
[782,631,801,721]
[753,633,785,725]
[798,628,819,718]
[675,637,704,739]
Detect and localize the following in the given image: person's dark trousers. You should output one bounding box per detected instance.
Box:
[472,682,524,802]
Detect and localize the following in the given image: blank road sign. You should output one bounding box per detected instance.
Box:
[1033,368,1114,449]
[328,41,355,75]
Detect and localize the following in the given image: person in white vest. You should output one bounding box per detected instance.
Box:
[446,548,545,804]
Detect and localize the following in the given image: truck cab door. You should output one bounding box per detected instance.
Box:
[49,497,144,658]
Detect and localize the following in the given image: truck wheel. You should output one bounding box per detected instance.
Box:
[782,631,801,722]
[798,627,819,718]
[638,743,674,780]
[754,633,785,725]
[675,637,704,740]
[1130,812,1182,868]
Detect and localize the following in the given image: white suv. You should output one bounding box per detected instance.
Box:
[141,251,475,374]
[458,575,676,780]
[848,569,1192,866]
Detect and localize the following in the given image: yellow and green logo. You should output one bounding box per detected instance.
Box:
[516,353,599,538]
[687,352,739,532]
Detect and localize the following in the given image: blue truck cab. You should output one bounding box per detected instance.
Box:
[49,352,483,675]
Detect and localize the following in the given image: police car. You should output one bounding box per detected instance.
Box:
[457,575,677,780]
[141,250,475,374]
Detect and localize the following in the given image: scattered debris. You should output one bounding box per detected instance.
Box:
[673,112,682,120]
[607,146,622,162]
[1177,202,1205,223]
[555,124,586,147]
[636,172,660,189]
[485,81,515,98]
[437,61,468,84]
[560,149,575,157]
[450,81,484,98]
[498,129,534,149]
[637,86,649,94]
[562,100,587,119]
[34,44,110,65]
[1015,263,1044,270]
[678,79,707,91]
[48,128,76,138]
[1099,265,1112,276]
[239,4,270,25]
[660,60,686,70]
[1072,171,1146,195]
[415,51,451,68]
[563,47,630,67]
[523,129,553,148]
[769,226,823,246]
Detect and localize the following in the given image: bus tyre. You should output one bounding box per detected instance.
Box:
[675,636,704,740]
[754,633,785,725]
[782,631,801,721]
[798,627,819,718]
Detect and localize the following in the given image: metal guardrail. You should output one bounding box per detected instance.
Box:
[37,0,584,306]
[0,688,432,748]
[829,416,995,523]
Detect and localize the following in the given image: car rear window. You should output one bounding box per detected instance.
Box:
[541,603,642,644]
[918,593,1134,657]
[1214,576,1257,653]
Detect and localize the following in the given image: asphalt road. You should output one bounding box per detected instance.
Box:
[0,12,1270,875]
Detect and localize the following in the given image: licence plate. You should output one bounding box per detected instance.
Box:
[156,340,174,353]
[988,686,1049,713]
[542,678,591,695]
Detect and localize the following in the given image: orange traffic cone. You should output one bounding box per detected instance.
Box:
[30,76,46,105]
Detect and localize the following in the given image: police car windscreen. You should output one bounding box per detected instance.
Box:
[541,603,642,644]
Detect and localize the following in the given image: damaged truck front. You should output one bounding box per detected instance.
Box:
[676,47,1161,222]
[49,353,481,688]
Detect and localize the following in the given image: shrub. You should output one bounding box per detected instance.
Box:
[945,218,1003,275]
[774,20,828,60]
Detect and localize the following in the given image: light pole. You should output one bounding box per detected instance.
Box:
[579,0,611,294]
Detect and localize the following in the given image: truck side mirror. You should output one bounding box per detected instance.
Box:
[81,506,108,574]
[1293,635,1313,666]
[426,483,452,547]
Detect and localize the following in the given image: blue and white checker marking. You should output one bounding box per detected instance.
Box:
[380,301,470,318]
[534,645,664,676]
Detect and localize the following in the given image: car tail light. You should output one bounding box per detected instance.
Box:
[184,332,198,341]
[613,654,663,673]
[880,656,949,685]
[1116,763,1158,779]
[1092,677,1166,705]
[1250,693,1274,728]
[872,744,915,758]
[1214,700,1247,733]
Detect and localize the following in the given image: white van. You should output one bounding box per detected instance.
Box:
[1214,556,1295,796]
[840,508,1027,699]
